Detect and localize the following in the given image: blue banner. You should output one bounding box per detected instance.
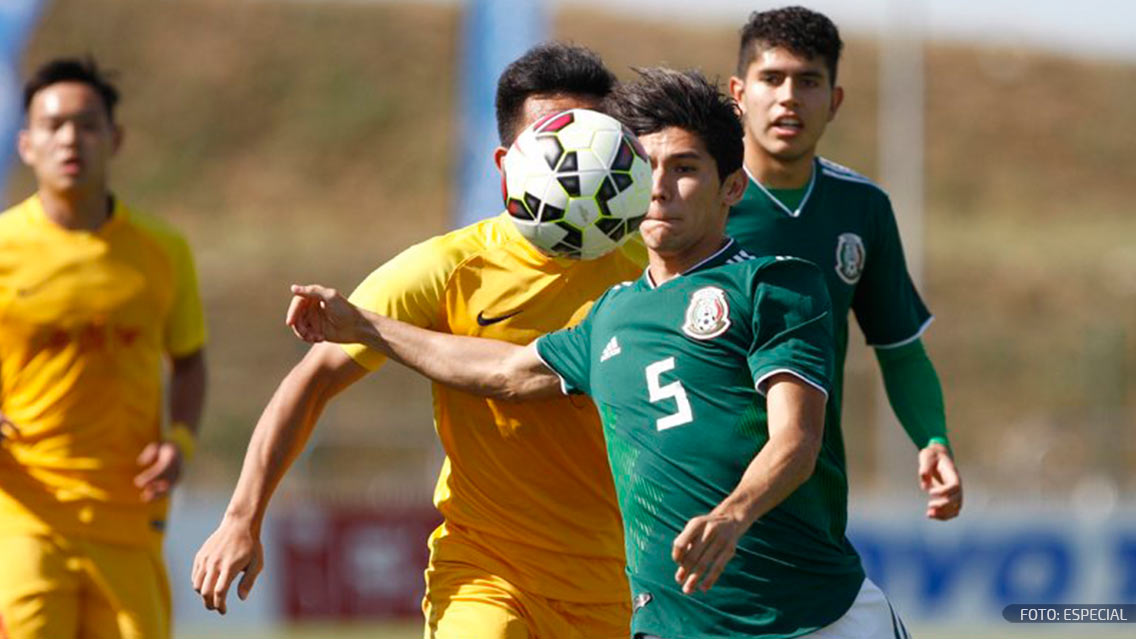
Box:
[454,0,547,228]
[0,1,44,199]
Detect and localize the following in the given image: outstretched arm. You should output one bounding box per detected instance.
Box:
[191,344,366,614]
[671,374,825,594]
[286,284,563,401]
[876,339,962,520]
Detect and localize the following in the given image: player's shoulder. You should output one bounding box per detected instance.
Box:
[743,253,828,294]
[817,157,890,200]
[0,197,37,237]
[122,203,190,250]
[380,213,513,276]
[605,277,639,299]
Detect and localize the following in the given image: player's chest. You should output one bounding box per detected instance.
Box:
[728,208,867,308]
[0,235,172,335]
[443,260,629,342]
[588,286,754,407]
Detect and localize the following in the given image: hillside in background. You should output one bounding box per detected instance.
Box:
[14,0,1136,507]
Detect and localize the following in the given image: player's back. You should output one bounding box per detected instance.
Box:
[343,213,646,603]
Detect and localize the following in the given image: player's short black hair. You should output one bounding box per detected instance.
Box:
[495,42,616,147]
[24,56,120,123]
[606,68,743,182]
[737,6,843,85]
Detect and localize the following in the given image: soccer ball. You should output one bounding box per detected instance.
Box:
[502,108,651,260]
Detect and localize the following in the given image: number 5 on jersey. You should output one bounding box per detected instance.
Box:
[646,357,693,431]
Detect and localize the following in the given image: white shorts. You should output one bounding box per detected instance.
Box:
[633,578,909,639]
[801,578,910,639]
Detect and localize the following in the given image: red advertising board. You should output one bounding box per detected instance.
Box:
[276,506,441,619]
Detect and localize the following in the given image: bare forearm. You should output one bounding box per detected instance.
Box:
[713,434,817,527]
[170,350,207,434]
[713,377,824,527]
[354,309,555,400]
[223,367,335,532]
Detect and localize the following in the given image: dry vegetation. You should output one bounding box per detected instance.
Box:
[15,0,1136,504]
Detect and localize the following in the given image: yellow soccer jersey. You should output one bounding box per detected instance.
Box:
[0,195,206,547]
[343,213,646,603]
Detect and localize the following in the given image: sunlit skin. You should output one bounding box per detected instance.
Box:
[18,81,122,230]
[492,93,601,171]
[729,47,843,189]
[637,126,746,284]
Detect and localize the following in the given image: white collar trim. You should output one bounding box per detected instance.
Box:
[743,161,818,219]
[645,238,736,289]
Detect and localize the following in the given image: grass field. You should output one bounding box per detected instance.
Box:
[176,622,420,639]
[173,620,1136,639]
[175,621,1136,639]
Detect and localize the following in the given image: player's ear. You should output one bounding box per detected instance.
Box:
[721,168,747,207]
[728,76,746,112]
[16,128,33,166]
[111,124,124,155]
[493,146,508,173]
[828,85,844,122]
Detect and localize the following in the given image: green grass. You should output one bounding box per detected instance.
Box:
[176,622,420,639]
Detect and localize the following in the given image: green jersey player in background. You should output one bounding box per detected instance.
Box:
[727,6,962,521]
[285,68,910,639]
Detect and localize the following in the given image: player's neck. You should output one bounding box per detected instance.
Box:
[647,234,729,286]
[745,146,814,190]
[38,185,112,232]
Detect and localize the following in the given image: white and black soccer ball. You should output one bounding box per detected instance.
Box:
[502,108,651,260]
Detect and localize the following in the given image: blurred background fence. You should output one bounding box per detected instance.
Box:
[5,0,1135,636]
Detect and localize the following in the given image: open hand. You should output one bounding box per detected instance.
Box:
[672,511,746,594]
[191,517,264,615]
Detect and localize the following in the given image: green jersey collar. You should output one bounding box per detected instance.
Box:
[743,158,819,219]
[644,238,745,289]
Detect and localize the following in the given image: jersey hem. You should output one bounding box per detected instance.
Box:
[532,338,572,396]
[754,368,830,399]
[868,316,934,349]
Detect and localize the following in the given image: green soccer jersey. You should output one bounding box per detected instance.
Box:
[536,241,865,639]
[727,157,934,533]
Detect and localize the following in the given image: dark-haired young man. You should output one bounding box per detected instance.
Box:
[0,57,207,639]
[728,6,962,523]
[193,42,645,638]
[284,67,909,639]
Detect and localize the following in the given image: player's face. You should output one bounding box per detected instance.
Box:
[18,82,120,194]
[638,127,744,259]
[729,47,843,164]
[493,93,601,172]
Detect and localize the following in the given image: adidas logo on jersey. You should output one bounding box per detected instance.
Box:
[600,336,622,362]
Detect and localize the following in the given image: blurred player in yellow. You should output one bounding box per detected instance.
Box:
[0,58,207,639]
[192,43,645,639]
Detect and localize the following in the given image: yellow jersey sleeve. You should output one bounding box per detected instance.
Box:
[342,233,473,370]
[130,211,207,357]
[616,232,649,268]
